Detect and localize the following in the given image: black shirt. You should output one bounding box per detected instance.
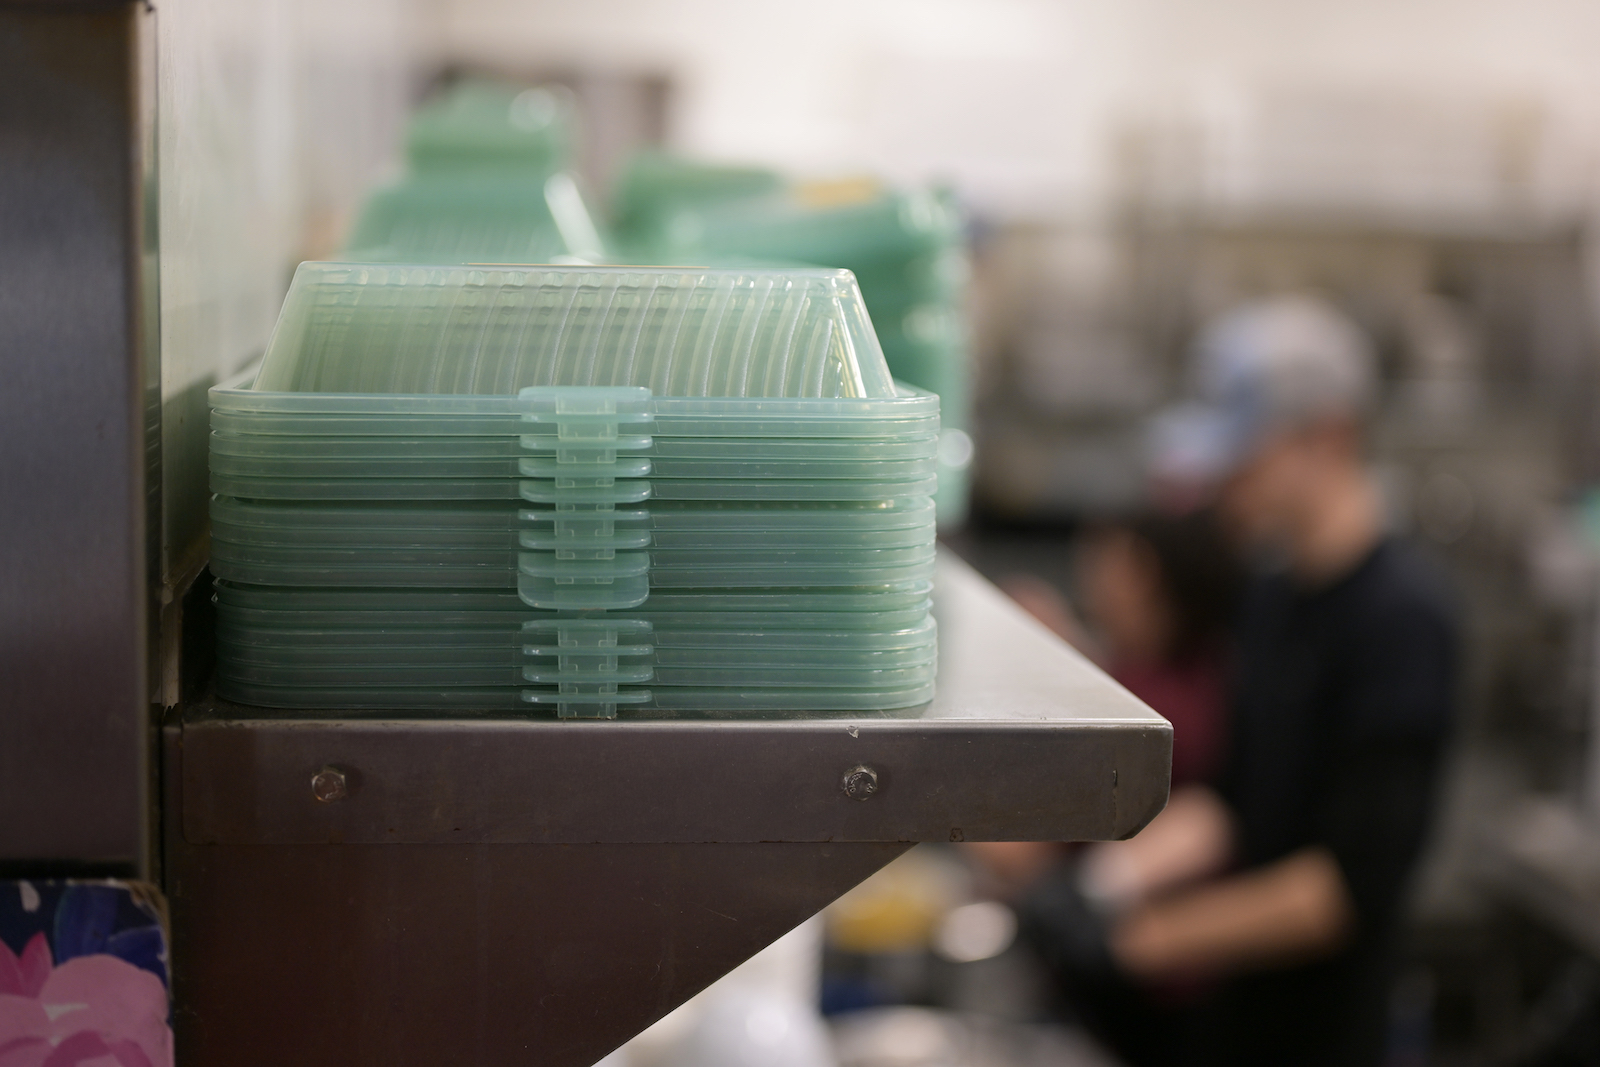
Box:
[1209,537,1457,1066]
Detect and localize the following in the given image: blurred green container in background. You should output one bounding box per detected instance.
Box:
[610,157,974,526]
[346,80,605,264]
[405,80,574,177]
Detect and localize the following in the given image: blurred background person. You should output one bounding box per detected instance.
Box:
[1078,513,1240,792]
[1010,296,1460,1067]
[984,510,1241,1063]
[1001,509,1241,792]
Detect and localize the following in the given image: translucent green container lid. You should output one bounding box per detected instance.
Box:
[215,638,935,672]
[209,431,938,461]
[217,659,934,690]
[212,537,935,569]
[647,618,931,650]
[212,555,511,589]
[210,516,933,552]
[212,432,525,459]
[621,478,938,502]
[210,496,934,532]
[651,436,936,459]
[209,544,936,590]
[213,578,933,612]
[219,623,528,648]
[219,642,533,670]
[636,683,934,711]
[208,471,936,502]
[217,663,531,686]
[537,558,941,590]
[216,616,934,651]
[572,643,936,670]
[209,380,941,439]
[250,263,895,399]
[212,510,935,549]
[210,404,940,440]
[213,679,936,713]
[557,455,940,481]
[611,498,936,530]
[207,451,936,482]
[216,599,934,633]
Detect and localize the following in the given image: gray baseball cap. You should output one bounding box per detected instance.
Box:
[1149,295,1377,485]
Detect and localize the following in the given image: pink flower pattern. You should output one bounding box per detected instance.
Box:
[0,933,171,1067]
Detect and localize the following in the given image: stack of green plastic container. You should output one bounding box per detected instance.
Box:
[342,91,969,519]
[345,80,605,264]
[611,156,972,524]
[210,262,938,716]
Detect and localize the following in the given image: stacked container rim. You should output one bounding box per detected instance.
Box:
[211,262,940,717]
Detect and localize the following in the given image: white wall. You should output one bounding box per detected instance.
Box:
[436,0,1600,219]
[158,0,416,392]
[156,0,418,570]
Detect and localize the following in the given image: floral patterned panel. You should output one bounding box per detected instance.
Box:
[0,880,173,1067]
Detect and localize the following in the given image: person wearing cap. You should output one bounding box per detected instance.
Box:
[1014,295,1458,1066]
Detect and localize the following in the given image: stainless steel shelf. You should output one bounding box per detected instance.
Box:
[180,551,1169,846]
[166,548,1170,1066]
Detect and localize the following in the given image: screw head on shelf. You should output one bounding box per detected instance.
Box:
[311,766,349,803]
[842,764,880,801]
